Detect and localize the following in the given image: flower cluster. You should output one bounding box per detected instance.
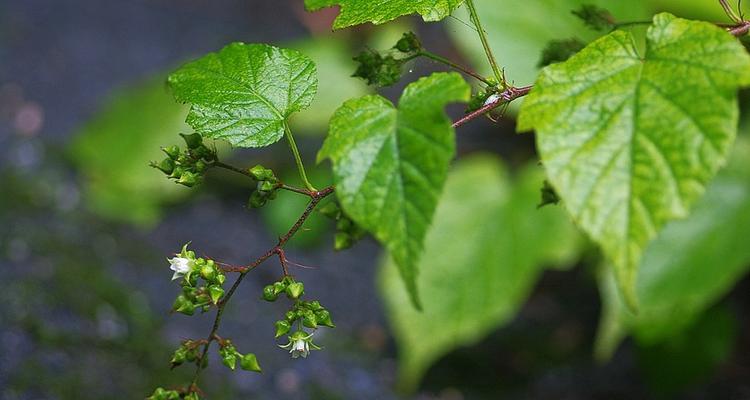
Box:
[169,339,204,370]
[147,388,199,400]
[170,244,226,316]
[247,164,280,208]
[262,276,334,358]
[352,32,423,88]
[151,132,217,187]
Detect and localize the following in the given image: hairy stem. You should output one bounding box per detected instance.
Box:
[189,186,334,391]
[284,124,317,192]
[418,50,494,85]
[212,161,313,196]
[452,85,532,128]
[465,0,505,87]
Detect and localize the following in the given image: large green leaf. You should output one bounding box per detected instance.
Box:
[167,42,317,148]
[379,155,582,391]
[305,0,463,29]
[318,72,470,308]
[517,13,750,308]
[447,0,648,87]
[595,140,750,359]
[69,78,189,226]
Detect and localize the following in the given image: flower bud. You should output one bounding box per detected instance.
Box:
[170,347,187,368]
[315,309,335,328]
[302,310,317,329]
[394,32,421,53]
[184,392,200,400]
[258,180,276,193]
[275,320,291,338]
[307,300,322,311]
[153,158,175,175]
[194,160,208,173]
[216,273,226,285]
[178,171,200,187]
[162,145,181,160]
[285,310,297,323]
[208,285,224,304]
[248,191,267,208]
[180,132,203,149]
[334,232,353,251]
[240,353,262,372]
[272,281,287,295]
[262,285,278,302]
[200,264,217,282]
[248,164,276,181]
[219,344,238,370]
[173,295,195,316]
[285,282,304,299]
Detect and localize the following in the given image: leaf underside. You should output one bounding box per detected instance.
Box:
[518,13,750,309]
[304,0,464,29]
[168,42,317,148]
[318,72,470,309]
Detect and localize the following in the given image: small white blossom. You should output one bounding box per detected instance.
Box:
[168,256,194,281]
[279,331,320,359]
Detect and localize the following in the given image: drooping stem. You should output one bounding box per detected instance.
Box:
[417,50,494,85]
[188,186,334,391]
[465,0,505,87]
[284,123,317,192]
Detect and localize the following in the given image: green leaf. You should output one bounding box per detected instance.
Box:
[305,0,464,29]
[379,155,582,391]
[595,140,750,359]
[69,78,189,226]
[447,0,649,88]
[168,42,317,148]
[517,13,750,308]
[318,72,470,309]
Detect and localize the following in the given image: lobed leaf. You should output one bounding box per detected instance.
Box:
[318,72,470,308]
[168,43,317,148]
[305,0,464,29]
[518,13,750,308]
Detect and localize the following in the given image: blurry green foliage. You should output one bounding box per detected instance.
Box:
[595,139,750,358]
[379,154,583,391]
[69,78,190,226]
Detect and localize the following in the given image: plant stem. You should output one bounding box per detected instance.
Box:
[452,85,532,128]
[212,161,313,196]
[465,0,505,87]
[189,186,334,391]
[284,123,317,192]
[417,50,494,85]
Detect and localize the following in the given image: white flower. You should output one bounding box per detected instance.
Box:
[279,331,321,359]
[169,256,194,281]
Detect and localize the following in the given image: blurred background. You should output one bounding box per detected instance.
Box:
[2,0,750,399]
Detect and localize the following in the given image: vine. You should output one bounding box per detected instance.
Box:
[146,1,750,398]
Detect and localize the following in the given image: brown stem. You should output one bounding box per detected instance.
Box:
[188,186,334,391]
[212,161,319,197]
[452,85,532,128]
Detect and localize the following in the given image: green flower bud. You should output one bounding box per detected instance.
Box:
[394,31,421,53]
[248,164,276,181]
[208,285,224,304]
[147,387,180,400]
[317,202,340,219]
[240,353,262,372]
[285,282,304,299]
[315,309,335,328]
[152,158,175,175]
[258,180,276,193]
[169,166,185,179]
[194,160,208,173]
[275,320,292,338]
[184,392,200,400]
[216,273,226,285]
[180,132,203,149]
[162,145,181,160]
[178,171,200,187]
[200,264,217,282]
[285,310,297,323]
[248,191,267,208]
[194,291,211,305]
[170,347,187,368]
[173,294,195,315]
[272,281,287,295]
[262,285,278,302]
[302,310,317,329]
[334,232,353,251]
[219,344,238,370]
[307,300,322,311]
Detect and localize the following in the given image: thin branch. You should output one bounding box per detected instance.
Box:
[211,161,317,197]
[188,186,334,391]
[452,85,532,128]
[417,50,493,85]
[465,0,505,87]
[729,21,750,36]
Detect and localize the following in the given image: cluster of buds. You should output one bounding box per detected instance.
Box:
[466,76,502,113]
[170,339,205,369]
[352,32,422,87]
[262,277,334,358]
[247,165,280,208]
[217,339,262,372]
[151,132,217,187]
[318,202,366,251]
[147,388,198,400]
[169,244,226,316]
